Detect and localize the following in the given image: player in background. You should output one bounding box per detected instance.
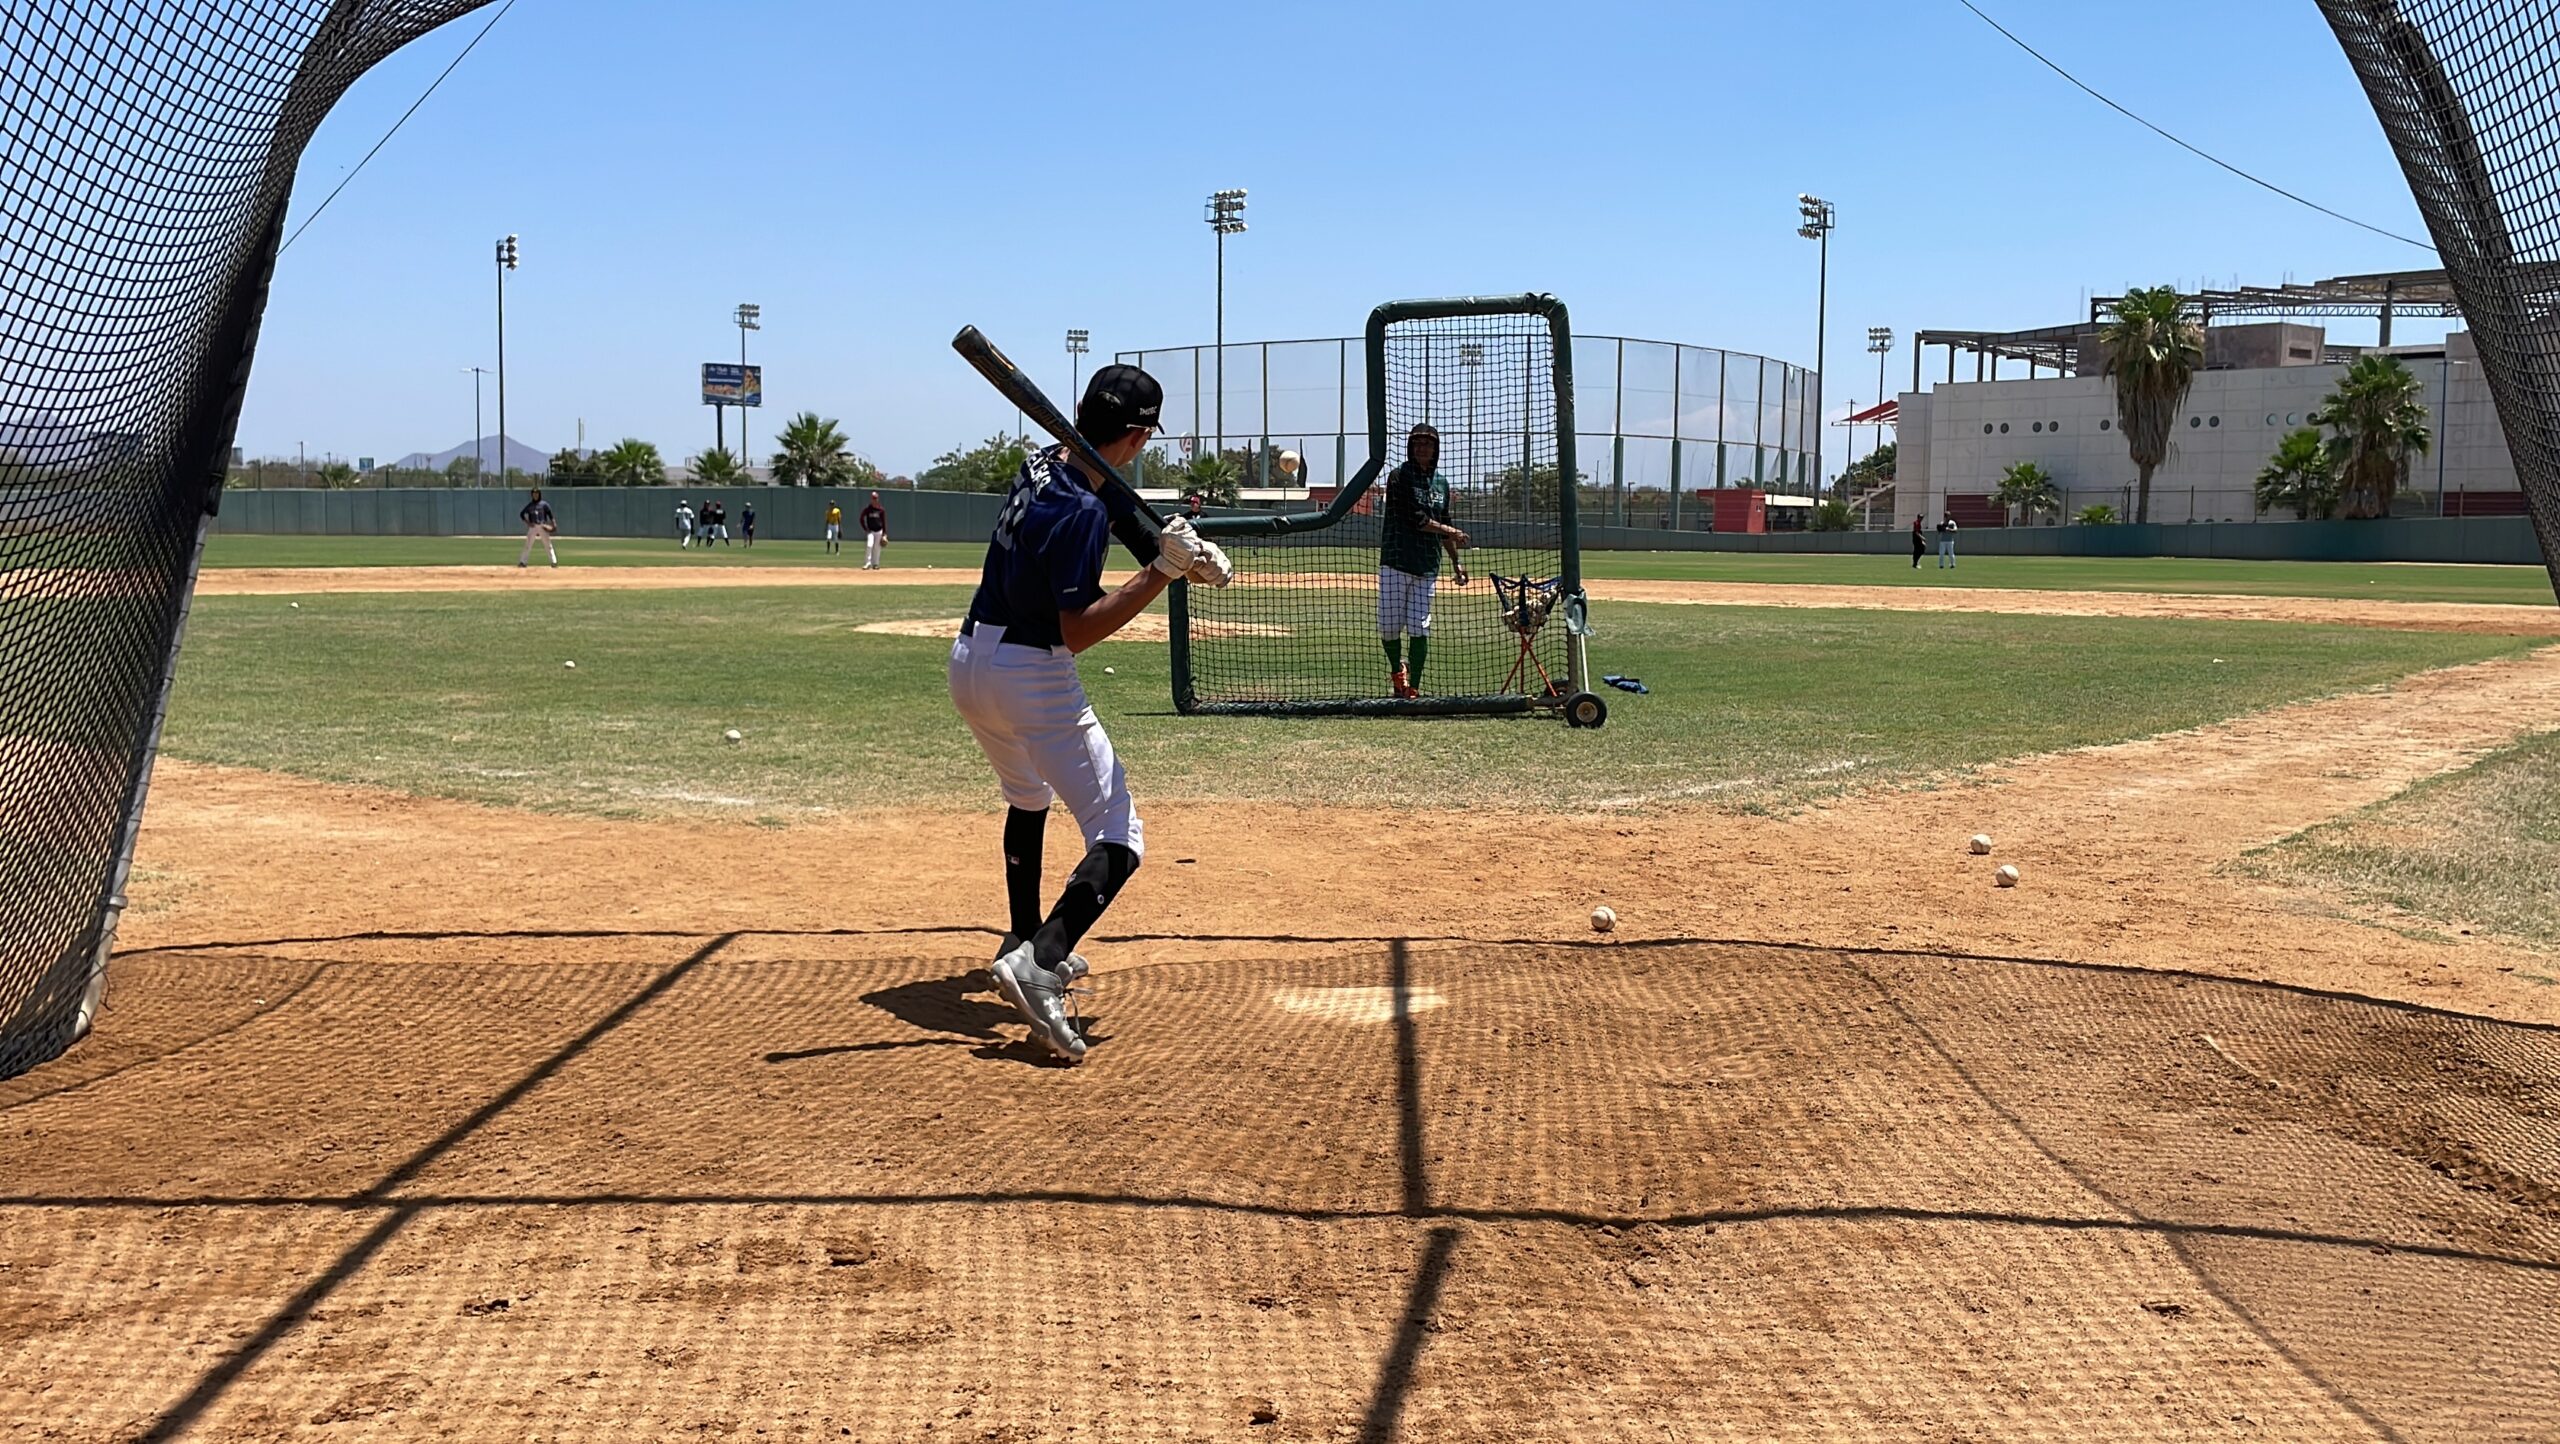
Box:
[825,501,843,554]
[517,487,557,568]
[1377,423,1468,699]
[709,499,732,546]
[949,364,1230,1063]
[860,492,888,569]
[741,501,757,548]
[676,498,695,548]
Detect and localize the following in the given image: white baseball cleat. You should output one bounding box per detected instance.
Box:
[988,938,1088,1062]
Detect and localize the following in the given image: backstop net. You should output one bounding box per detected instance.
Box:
[0,2,491,1081]
[2321,0,2560,595]
[1173,296,1592,718]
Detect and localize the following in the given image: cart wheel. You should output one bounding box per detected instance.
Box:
[1565,691,1608,729]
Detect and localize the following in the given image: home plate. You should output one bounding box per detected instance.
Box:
[1269,985,1447,1025]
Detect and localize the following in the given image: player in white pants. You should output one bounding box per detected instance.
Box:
[860,492,888,569]
[1376,423,1468,698]
[517,488,557,568]
[948,364,1229,1063]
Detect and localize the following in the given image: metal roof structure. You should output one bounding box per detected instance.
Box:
[2089,269,2464,324]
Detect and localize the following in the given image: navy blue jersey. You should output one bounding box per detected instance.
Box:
[966,450,1124,650]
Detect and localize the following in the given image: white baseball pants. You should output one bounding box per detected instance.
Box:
[948,623,1143,857]
[1377,567,1438,638]
[864,532,883,567]
[519,526,555,566]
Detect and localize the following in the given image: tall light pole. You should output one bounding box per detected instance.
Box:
[735,303,761,472]
[494,234,518,486]
[1796,195,1834,497]
[1205,188,1247,459]
[1066,328,1090,405]
[462,367,489,480]
[1865,326,1894,475]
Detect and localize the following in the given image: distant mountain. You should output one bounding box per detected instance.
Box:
[385,435,554,475]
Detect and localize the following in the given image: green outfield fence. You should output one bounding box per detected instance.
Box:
[210,486,1005,543]
[202,486,2545,565]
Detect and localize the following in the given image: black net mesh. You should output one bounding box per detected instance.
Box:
[2320,1,2560,594]
[0,1,490,1082]
[1177,307,1575,716]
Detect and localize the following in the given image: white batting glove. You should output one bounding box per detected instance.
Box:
[1152,516,1204,577]
[1186,538,1234,588]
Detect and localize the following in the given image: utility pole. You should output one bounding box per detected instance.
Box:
[1866,326,1894,479]
[1797,195,1835,498]
[1205,188,1247,460]
[735,303,761,473]
[494,234,518,486]
[462,367,489,479]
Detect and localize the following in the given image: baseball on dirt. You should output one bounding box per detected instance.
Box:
[723,728,743,743]
[1994,864,2021,888]
[1591,905,1617,933]
[1968,834,1992,855]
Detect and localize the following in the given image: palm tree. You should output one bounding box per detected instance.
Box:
[2314,355,2431,519]
[688,446,742,484]
[1993,460,2059,525]
[595,438,664,488]
[769,411,855,488]
[2099,285,2204,524]
[1184,452,1241,506]
[2254,427,2336,520]
[2074,503,2118,526]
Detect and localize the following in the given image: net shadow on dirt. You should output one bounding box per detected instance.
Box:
[1,928,2553,1440]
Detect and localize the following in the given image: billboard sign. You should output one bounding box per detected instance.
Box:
[701,362,763,408]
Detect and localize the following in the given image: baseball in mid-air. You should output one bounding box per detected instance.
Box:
[723,728,743,743]
[1968,834,1992,855]
[1590,905,1616,933]
[1994,864,2021,887]
[1278,449,1301,477]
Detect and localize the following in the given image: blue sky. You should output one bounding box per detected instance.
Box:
[240,0,2445,475]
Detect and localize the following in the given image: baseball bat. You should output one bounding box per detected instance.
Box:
[951,325,1169,531]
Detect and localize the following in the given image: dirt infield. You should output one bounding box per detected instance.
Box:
[191,563,2560,634]
[7,589,2560,1437]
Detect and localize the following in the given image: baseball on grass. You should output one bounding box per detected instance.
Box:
[1102,666,1116,674]
[563,660,576,669]
[723,728,743,743]
[1968,834,1992,855]
[1590,905,1617,933]
[1994,864,2021,888]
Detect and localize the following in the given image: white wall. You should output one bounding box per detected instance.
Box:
[1898,345,2516,527]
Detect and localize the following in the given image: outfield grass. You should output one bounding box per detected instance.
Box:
[199,532,2558,607]
[160,585,2538,820]
[2244,729,2560,955]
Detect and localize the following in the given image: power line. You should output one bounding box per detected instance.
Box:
[1956,0,2434,253]
[278,0,519,254]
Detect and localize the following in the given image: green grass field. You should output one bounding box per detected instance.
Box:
[200,532,2558,606]
[160,584,2536,820]
[2245,729,2560,956]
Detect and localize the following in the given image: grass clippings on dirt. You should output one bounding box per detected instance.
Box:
[2245,727,2560,951]
[161,584,2536,820]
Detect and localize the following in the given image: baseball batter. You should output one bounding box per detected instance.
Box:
[1378,423,1469,698]
[517,487,557,568]
[949,364,1229,1063]
[860,492,888,569]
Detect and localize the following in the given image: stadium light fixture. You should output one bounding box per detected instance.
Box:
[735,303,761,473]
[1205,188,1248,457]
[494,235,518,488]
[1066,327,1090,405]
[1795,197,1835,498]
[1866,326,1894,470]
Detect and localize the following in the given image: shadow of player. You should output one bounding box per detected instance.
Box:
[836,970,1112,1067]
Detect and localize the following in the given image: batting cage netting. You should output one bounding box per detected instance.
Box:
[2320,0,2560,597]
[1174,296,1599,724]
[0,2,493,1082]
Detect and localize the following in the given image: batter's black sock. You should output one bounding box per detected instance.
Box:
[1003,806,1049,942]
[1031,843,1141,968]
[1406,635,1429,688]
[1381,637,1402,670]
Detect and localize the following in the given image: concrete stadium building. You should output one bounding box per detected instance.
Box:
[1892,271,2528,530]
